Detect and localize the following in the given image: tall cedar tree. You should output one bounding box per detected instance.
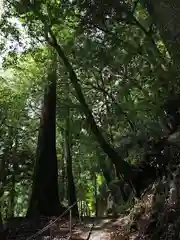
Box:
[27,53,65,216]
[65,102,79,217]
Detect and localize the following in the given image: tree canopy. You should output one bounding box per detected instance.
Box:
[0,1,180,237]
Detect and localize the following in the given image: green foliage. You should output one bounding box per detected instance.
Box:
[0,0,179,219]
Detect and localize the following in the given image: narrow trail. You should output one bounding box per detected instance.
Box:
[5,215,133,239]
[88,218,116,240]
[76,216,129,240]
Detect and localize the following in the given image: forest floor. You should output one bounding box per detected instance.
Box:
[72,217,124,239]
[80,174,180,240]
[72,185,155,240]
[6,178,179,239]
[5,190,153,239]
[73,215,141,240]
[78,216,134,240]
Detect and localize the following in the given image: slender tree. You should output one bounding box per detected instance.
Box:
[46,30,135,183]
[65,89,79,217]
[59,142,66,202]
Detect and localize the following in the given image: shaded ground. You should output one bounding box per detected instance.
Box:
[71,216,135,239]
[76,217,118,240]
[5,216,130,239]
[5,175,180,240]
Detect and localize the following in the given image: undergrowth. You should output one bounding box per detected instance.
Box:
[110,165,180,240]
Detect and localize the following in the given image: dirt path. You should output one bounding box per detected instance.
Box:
[74,217,128,240]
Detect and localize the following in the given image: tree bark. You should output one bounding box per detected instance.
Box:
[59,146,66,202]
[94,174,98,217]
[8,173,15,219]
[65,103,79,217]
[27,53,65,217]
[0,127,13,240]
[8,140,18,219]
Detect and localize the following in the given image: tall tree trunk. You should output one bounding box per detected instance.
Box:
[65,105,79,217]
[0,127,13,240]
[8,173,15,219]
[94,174,98,217]
[8,139,18,219]
[47,33,134,183]
[27,53,65,217]
[59,146,66,202]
